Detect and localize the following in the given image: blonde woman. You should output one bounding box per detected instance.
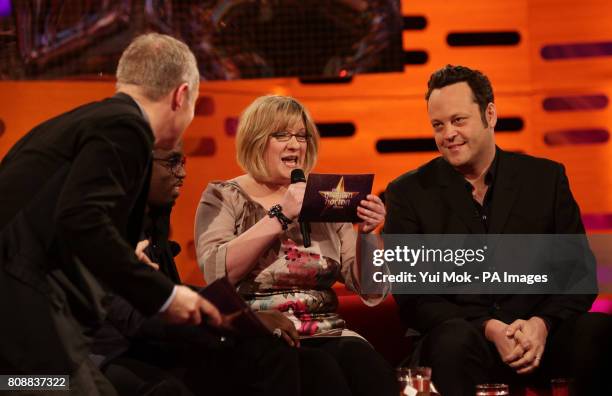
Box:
[195,95,396,396]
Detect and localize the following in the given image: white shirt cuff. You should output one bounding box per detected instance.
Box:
[158,285,178,313]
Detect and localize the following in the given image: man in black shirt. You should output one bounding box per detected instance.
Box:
[385,65,612,395]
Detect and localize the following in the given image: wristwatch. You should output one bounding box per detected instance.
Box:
[268,204,292,230]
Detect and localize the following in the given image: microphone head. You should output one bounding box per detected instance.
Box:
[290,169,306,184]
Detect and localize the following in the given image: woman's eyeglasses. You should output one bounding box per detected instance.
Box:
[270,131,311,143]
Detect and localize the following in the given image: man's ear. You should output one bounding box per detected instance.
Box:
[171,83,190,111]
[486,102,497,129]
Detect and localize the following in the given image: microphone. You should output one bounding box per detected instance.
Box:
[290,169,311,248]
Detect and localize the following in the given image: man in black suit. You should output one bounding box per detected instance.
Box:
[384,65,612,395]
[0,33,221,394]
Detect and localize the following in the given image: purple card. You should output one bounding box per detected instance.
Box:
[299,173,374,223]
[199,277,269,336]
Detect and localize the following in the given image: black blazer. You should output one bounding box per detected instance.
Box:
[384,148,595,335]
[92,206,226,369]
[0,94,175,373]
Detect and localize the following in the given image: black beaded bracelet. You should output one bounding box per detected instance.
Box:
[268,204,292,230]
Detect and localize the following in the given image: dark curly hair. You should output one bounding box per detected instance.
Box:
[425,65,494,126]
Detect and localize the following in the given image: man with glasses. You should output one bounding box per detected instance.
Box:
[91,143,190,394]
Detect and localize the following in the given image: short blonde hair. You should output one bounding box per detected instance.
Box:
[236,95,320,180]
[116,33,199,101]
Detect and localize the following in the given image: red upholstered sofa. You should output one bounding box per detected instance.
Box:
[335,286,612,396]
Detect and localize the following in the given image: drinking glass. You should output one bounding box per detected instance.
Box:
[551,378,570,396]
[475,383,509,396]
[397,366,432,394]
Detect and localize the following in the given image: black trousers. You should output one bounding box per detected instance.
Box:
[103,335,398,396]
[412,312,612,396]
[103,336,301,396]
[300,336,399,396]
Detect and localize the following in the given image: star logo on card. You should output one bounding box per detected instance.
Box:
[318,177,359,209]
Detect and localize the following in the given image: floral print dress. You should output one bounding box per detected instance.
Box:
[195,180,382,337]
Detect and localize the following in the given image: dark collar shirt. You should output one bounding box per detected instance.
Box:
[462,152,499,233]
